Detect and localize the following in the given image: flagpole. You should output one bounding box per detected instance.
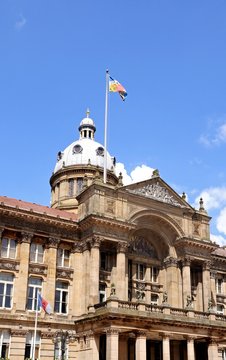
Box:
[32,291,39,360]
[103,69,109,184]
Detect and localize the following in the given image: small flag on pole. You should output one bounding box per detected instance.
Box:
[109,76,127,101]
[38,292,52,314]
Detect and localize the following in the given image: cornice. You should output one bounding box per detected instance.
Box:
[78,214,136,232]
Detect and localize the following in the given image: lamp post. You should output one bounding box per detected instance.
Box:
[52,329,76,360]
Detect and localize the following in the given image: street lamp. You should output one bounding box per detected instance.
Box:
[52,329,76,360]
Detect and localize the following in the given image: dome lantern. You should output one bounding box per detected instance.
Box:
[78,108,96,140]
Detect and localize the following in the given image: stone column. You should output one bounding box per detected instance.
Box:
[210,271,217,312]
[208,339,218,360]
[136,332,146,360]
[162,334,170,360]
[15,232,33,311]
[89,236,101,305]
[106,329,119,360]
[164,257,178,307]
[10,330,27,359]
[71,242,83,315]
[116,242,127,300]
[89,331,99,360]
[202,261,211,312]
[182,257,191,308]
[187,337,195,360]
[44,237,59,309]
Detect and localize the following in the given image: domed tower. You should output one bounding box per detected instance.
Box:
[50,110,119,212]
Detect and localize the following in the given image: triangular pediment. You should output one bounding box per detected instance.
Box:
[122,176,190,209]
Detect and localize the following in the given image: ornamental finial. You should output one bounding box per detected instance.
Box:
[86,108,90,118]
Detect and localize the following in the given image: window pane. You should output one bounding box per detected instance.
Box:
[0,273,13,281]
[5,295,11,308]
[0,283,4,295]
[0,295,3,307]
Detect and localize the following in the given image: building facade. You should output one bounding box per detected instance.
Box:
[0,112,226,360]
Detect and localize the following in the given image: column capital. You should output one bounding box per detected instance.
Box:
[71,242,83,253]
[186,335,195,341]
[105,328,119,336]
[117,241,128,254]
[20,232,33,244]
[46,237,60,249]
[88,235,103,249]
[203,260,212,271]
[136,331,147,338]
[164,257,178,268]
[182,256,191,267]
[11,329,28,337]
[210,270,217,279]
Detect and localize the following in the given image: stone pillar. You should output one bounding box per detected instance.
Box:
[71,242,83,316]
[208,339,218,360]
[15,232,33,311]
[187,337,195,360]
[116,242,127,300]
[10,330,27,359]
[202,261,211,312]
[136,332,146,360]
[106,329,119,360]
[89,236,101,305]
[40,333,55,359]
[89,332,99,360]
[210,271,217,312]
[44,237,59,309]
[83,241,90,311]
[182,257,191,308]
[162,334,170,360]
[164,257,178,307]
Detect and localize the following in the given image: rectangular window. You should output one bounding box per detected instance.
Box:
[76,178,83,195]
[57,248,70,268]
[151,267,159,282]
[216,278,223,294]
[30,243,44,263]
[27,277,42,311]
[25,331,40,360]
[55,281,68,314]
[0,238,17,259]
[217,304,224,315]
[0,273,14,309]
[151,294,159,305]
[68,179,74,197]
[0,330,10,358]
[99,283,106,303]
[136,263,146,281]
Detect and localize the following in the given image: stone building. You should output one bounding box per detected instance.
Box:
[0,111,226,360]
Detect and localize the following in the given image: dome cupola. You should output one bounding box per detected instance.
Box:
[50,110,119,212]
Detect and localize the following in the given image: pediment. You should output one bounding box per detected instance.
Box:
[123,177,190,209]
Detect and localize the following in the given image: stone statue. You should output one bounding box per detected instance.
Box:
[186,295,193,308]
[162,291,168,304]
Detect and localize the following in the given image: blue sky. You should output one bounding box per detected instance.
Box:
[1,0,226,245]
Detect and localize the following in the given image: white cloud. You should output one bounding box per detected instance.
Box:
[199,121,226,147]
[210,233,226,246]
[216,207,226,235]
[15,14,27,30]
[194,187,226,210]
[115,163,154,185]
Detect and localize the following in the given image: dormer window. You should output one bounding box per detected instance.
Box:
[72,144,83,154]
[57,151,63,161]
[96,146,104,156]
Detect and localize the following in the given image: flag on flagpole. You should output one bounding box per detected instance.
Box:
[109,76,127,101]
[38,292,52,314]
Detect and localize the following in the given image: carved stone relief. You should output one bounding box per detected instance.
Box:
[129,236,158,259]
[127,182,183,207]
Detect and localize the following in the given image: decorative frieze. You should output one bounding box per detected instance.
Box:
[56,267,74,280]
[127,182,183,207]
[29,263,48,276]
[11,329,28,337]
[0,258,20,272]
[41,331,54,339]
[71,242,83,253]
